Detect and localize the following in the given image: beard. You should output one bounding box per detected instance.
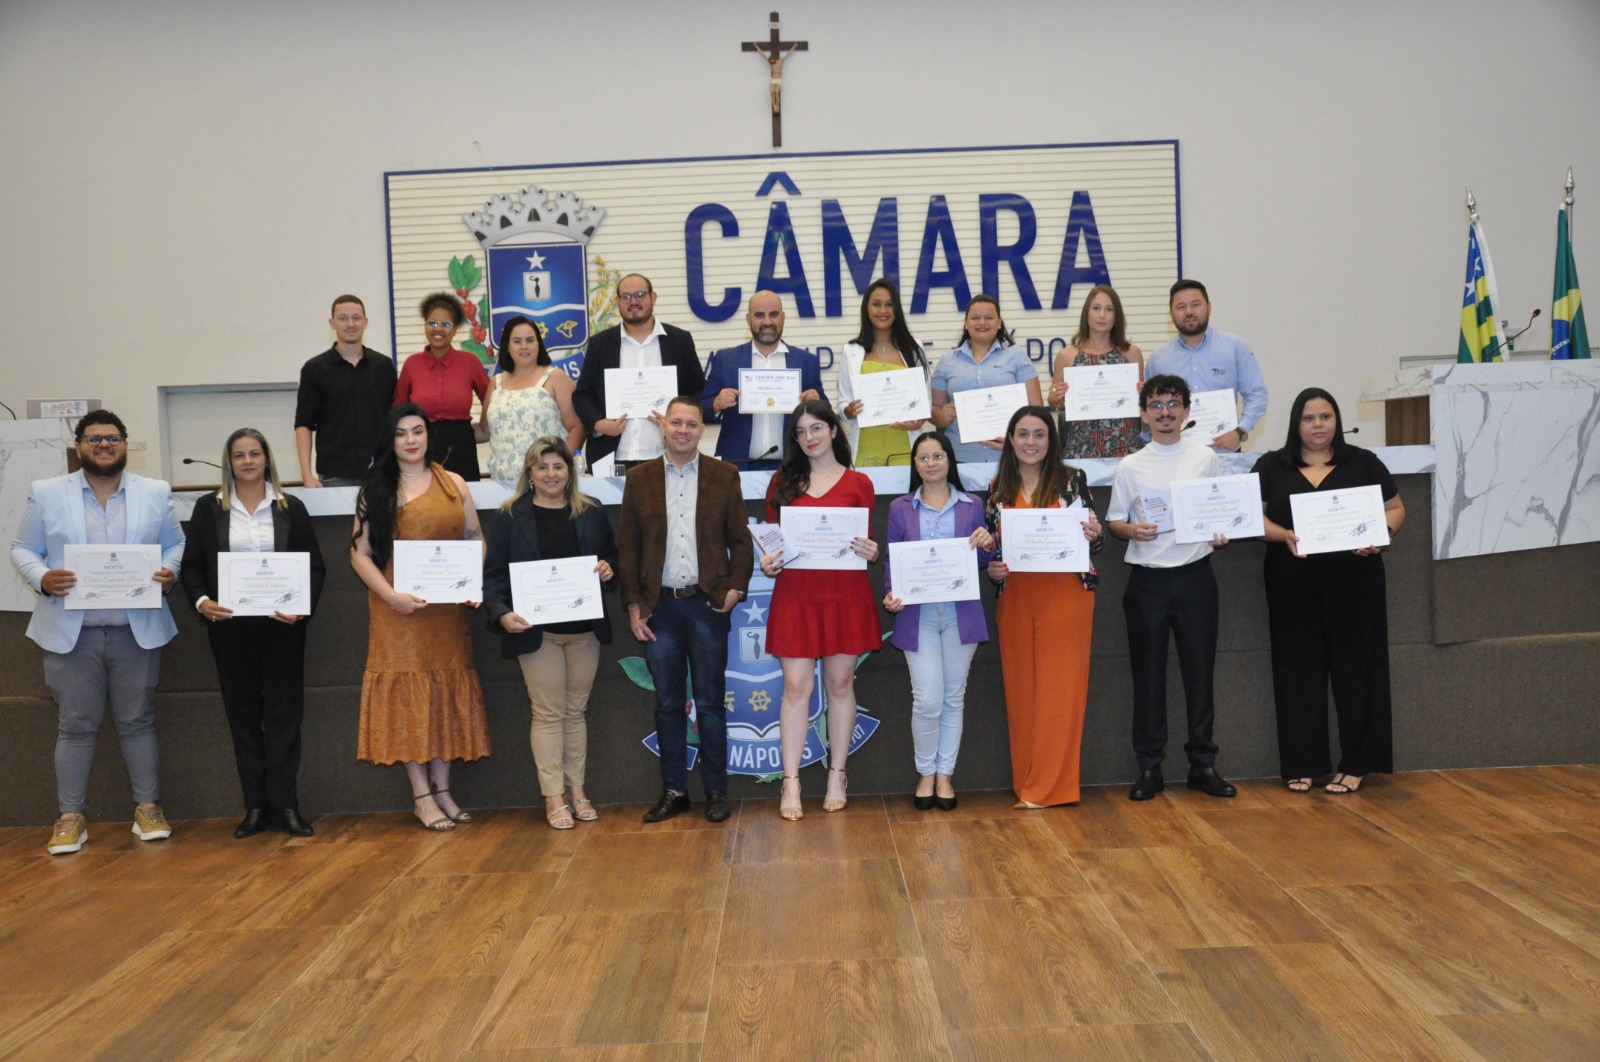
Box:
[82,451,127,478]
[1175,317,1208,337]
[754,325,782,346]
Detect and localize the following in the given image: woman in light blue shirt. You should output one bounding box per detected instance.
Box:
[929,295,1042,464]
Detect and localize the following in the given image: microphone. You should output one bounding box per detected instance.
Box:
[752,445,779,463]
[1344,426,1360,435]
[182,458,223,469]
[1183,420,1197,431]
[1503,308,1541,352]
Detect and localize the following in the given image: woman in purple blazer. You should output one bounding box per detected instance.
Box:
[882,431,995,810]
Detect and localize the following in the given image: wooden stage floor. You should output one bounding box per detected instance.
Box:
[0,766,1597,1060]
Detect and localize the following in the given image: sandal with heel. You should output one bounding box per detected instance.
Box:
[413,793,456,832]
[823,767,848,813]
[779,774,804,821]
[430,785,471,823]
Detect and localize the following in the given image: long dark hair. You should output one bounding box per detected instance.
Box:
[906,430,965,496]
[355,403,433,569]
[495,315,551,373]
[987,406,1075,513]
[770,399,853,511]
[956,293,1015,348]
[1070,283,1130,351]
[1275,386,1353,469]
[851,278,926,370]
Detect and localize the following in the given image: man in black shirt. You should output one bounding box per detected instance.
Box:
[294,295,396,486]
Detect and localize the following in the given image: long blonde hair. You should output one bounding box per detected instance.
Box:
[502,436,592,518]
[217,428,287,510]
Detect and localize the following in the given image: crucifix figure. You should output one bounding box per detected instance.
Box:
[742,11,807,148]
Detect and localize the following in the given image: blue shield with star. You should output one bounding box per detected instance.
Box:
[486,239,588,352]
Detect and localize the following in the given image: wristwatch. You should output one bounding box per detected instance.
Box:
[735,589,748,602]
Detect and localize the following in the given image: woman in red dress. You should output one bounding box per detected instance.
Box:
[759,399,881,820]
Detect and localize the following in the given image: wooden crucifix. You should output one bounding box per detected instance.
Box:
[742,11,807,148]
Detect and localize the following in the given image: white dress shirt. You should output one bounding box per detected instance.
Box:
[617,320,667,461]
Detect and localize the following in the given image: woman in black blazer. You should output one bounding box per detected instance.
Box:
[181,428,326,838]
[483,436,617,829]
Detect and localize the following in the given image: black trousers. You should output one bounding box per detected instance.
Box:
[1122,558,1220,772]
[208,617,309,810]
[1264,551,1393,778]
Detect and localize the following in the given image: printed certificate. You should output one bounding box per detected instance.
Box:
[604,366,677,420]
[1139,490,1175,534]
[1290,485,1390,554]
[778,506,869,570]
[748,521,785,559]
[509,555,604,624]
[218,551,312,616]
[392,540,483,603]
[62,544,162,610]
[1183,388,1240,442]
[1059,363,1139,422]
[1170,474,1265,543]
[1000,505,1092,573]
[952,383,1029,443]
[855,367,931,428]
[738,368,802,414]
[889,538,980,605]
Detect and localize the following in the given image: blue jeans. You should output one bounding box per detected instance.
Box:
[644,591,731,794]
[904,602,978,777]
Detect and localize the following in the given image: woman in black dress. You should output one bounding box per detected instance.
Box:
[1253,388,1405,795]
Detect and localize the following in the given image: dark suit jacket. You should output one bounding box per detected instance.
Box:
[179,492,328,616]
[617,455,753,618]
[699,342,827,465]
[483,495,618,659]
[572,322,705,465]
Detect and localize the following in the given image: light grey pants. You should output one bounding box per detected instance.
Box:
[43,626,162,813]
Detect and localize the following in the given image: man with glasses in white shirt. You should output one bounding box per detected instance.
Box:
[574,274,706,472]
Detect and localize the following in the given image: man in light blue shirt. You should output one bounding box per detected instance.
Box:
[1145,279,1268,452]
[11,411,185,854]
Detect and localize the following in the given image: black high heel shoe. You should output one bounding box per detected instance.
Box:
[914,776,936,812]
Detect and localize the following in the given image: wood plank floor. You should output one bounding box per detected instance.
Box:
[0,765,1596,1060]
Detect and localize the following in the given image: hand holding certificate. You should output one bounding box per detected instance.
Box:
[604,367,677,421]
[1288,485,1390,555]
[1059,363,1139,422]
[392,540,483,604]
[888,538,980,605]
[1183,389,1240,443]
[777,507,870,570]
[738,368,802,414]
[509,555,604,624]
[855,368,931,428]
[1000,505,1093,573]
[1170,474,1264,543]
[218,552,312,616]
[62,544,163,610]
[952,383,1029,444]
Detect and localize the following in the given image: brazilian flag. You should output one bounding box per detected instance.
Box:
[1458,222,1503,363]
[1552,205,1590,360]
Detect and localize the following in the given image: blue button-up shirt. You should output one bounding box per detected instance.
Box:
[1146,327,1268,438]
[930,341,1039,463]
[911,485,960,542]
[80,480,130,628]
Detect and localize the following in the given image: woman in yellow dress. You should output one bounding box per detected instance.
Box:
[838,278,928,467]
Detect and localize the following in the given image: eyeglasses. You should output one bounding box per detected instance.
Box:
[915,452,948,464]
[81,434,124,445]
[425,319,457,329]
[792,423,830,439]
[1145,400,1186,412]
[617,290,652,303]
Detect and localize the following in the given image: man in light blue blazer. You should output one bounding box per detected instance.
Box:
[701,289,826,469]
[10,411,185,854]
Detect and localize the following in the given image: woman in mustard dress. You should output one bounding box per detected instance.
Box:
[352,403,490,830]
[838,278,928,467]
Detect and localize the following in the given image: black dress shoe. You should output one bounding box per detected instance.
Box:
[1129,768,1165,801]
[933,793,958,812]
[278,807,315,836]
[234,808,268,838]
[913,794,936,811]
[704,791,731,823]
[643,791,691,823]
[1187,766,1237,798]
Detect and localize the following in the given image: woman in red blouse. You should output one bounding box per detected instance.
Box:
[393,292,490,481]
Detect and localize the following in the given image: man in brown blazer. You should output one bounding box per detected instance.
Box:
[618,396,754,822]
